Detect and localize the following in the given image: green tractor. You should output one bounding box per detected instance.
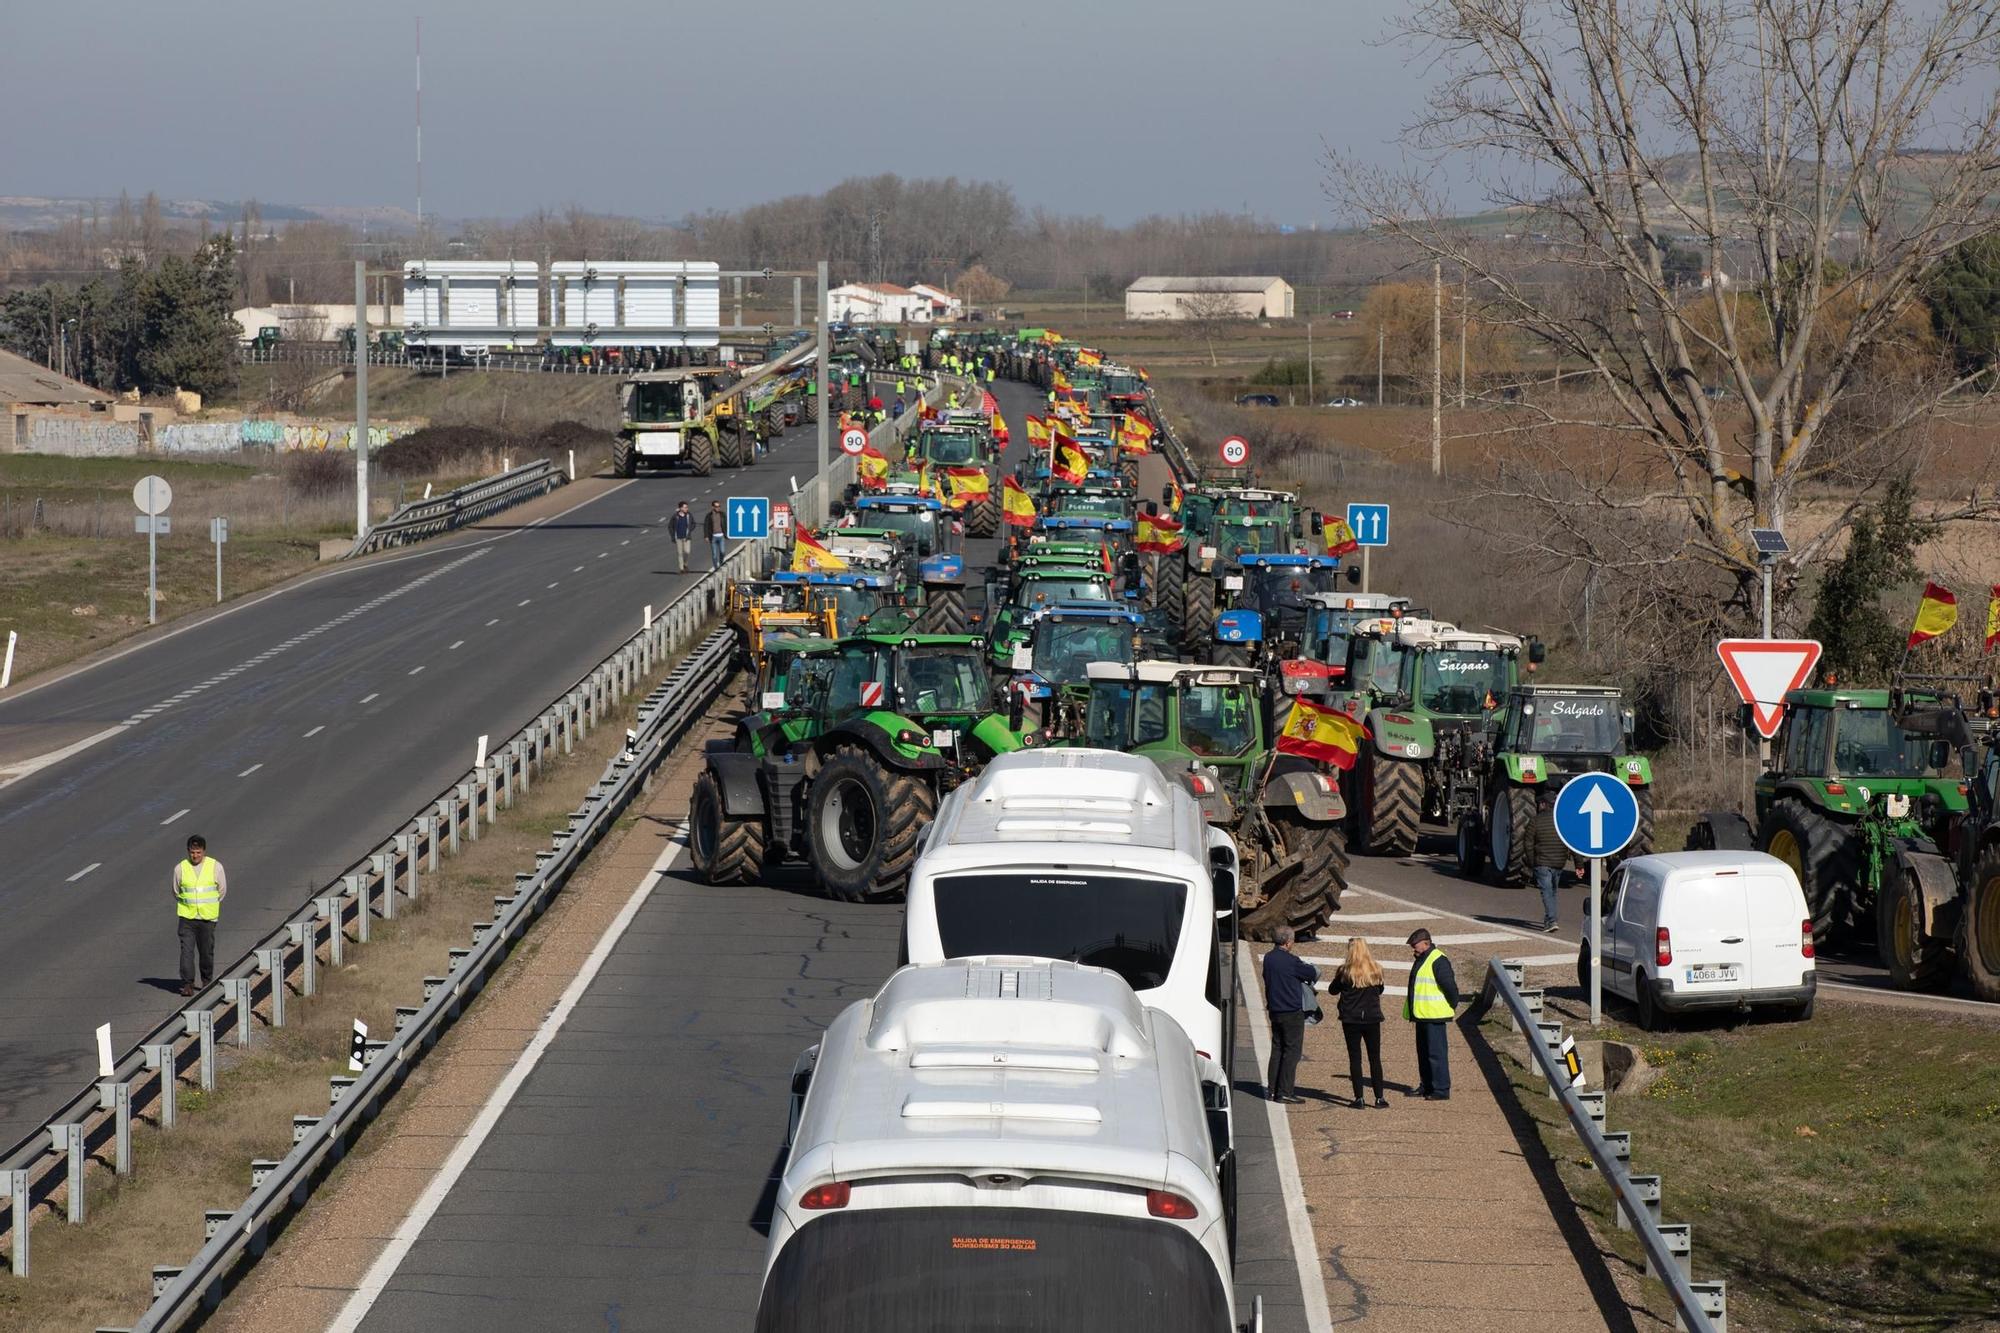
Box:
[690,634,1033,901]
[614,368,758,477]
[1078,660,1351,941]
[1159,486,1309,652]
[903,424,1001,538]
[1446,684,1653,884]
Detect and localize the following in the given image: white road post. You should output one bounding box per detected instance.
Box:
[1590,856,1603,1027]
[1,630,15,689]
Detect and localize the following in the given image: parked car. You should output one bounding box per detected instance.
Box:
[1577,851,1816,1029]
[1322,396,1363,408]
[1234,393,1282,408]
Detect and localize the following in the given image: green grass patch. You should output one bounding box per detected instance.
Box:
[0,455,256,489]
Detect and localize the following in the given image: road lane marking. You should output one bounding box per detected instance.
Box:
[517,598,532,607]
[239,763,263,777]
[302,726,325,738]
[408,665,426,675]
[1326,910,1434,922]
[485,618,499,627]
[547,582,559,589]
[67,863,100,883]
[573,565,584,573]
[448,640,464,650]
[360,693,380,704]
[161,809,190,825]
[596,552,607,559]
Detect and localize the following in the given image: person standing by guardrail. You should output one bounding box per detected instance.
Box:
[1405,928,1459,1100]
[670,502,694,574]
[705,500,726,570]
[1533,793,1567,933]
[1262,926,1319,1104]
[173,834,226,997]
[1330,937,1388,1109]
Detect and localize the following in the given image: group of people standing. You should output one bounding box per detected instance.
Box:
[1261,926,1461,1106]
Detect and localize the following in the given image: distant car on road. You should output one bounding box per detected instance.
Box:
[1322,396,1363,408]
[1234,392,1282,408]
[1331,309,1356,319]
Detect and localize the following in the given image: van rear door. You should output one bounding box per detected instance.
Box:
[1741,867,1811,991]
[1662,869,1752,994]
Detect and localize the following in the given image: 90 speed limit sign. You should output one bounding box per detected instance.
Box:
[1219,436,1250,467]
[840,427,868,456]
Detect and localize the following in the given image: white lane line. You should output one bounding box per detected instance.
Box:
[0,722,132,791]
[67,863,101,883]
[573,565,584,573]
[517,598,532,607]
[596,552,607,559]
[1326,910,1434,923]
[1343,882,1569,947]
[327,827,691,1331]
[619,540,629,546]
[359,693,380,704]
[546,581,559,589]
[485,618,499,627]
[448,640,464,650]
[239,763,263,777]
[1334,931,1524,948]
[408,665,426,675]
[302,725,325,738]
[161,808,190,826]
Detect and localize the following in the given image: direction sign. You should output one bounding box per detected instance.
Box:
[840,427,868,456]
[1218,436,1250,467]
[726,496,770,541]
[1346,503,1390,547]
[1716,638,1822,739]
[133,475,172,516]
[1553,771,1641,860]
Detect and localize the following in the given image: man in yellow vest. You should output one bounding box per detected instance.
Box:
[173,834,227,996]
[1404,928,1460,1099]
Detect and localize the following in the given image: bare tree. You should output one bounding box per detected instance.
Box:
[1178,281,1245,366]
[1328,0,2000,614]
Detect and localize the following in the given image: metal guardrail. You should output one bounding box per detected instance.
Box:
[1466,961,1729,1333]
[351,458,567,557]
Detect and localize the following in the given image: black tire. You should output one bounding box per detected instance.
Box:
[1455,814,1486,879]
[1630,786,1655,858]
[1156,554,1186,629]
[1240,816,1348,942]
[920,587,968,635]
[1215,643,1252,669]
[807,747,937,902]
[1877,862,1953,991]
[1633,971,1661,1031]
[687,431,715,477]
[966,495,1000,538]
[1958,846,2000,1003]
[805,393,820,423]
[1487,785,1536,886]
[719,427,748,469]
[612,437,636,479]
[1576,940,1592,993]
[1183,576,1216,653]
[1759,797,1859,945]
[1355,749,1419,857]
[689,770,763,886]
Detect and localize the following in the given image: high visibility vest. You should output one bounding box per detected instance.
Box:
[176,858,221,922]
[1405,949,1452,1020]
[896,379,907,395]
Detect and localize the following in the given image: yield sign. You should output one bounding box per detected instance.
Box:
[1716,638,1823,738]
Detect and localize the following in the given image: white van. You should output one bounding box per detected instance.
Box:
[902,748,1241,1078]
[758,959,1254,1333]
[1580,851,1816,1028]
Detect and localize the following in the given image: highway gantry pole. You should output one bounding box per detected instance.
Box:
[355,260,370,542]
[815,260,830,528]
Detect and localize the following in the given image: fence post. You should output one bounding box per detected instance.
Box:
[98,1080,133,1175]
[256,947,287,1027]
[8,1168,29,1275]
[143,1043,178,1129]
[222,977,254,1046]
[316,896,345,967]
[53,1123,85,1223]
[186,1008,216,1090]
[348,872,370,943]
[287,920,317,997]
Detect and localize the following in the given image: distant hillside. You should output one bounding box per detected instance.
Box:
[0,195,421,234]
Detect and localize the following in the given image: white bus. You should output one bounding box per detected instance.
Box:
[757,959,1256,1333]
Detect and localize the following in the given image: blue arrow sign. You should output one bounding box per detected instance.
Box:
[726,496,770,541]
[1552,771,1641,860]
[1345,502,1390,547]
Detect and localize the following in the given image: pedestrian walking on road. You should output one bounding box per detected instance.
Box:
[1262,926,1318,1103]
[670,501,694,573]
[1330,937,1388,1108]
[705,500,727,570]
[1404,928,1460,1100]
[1533,793,1567,932]
[172,834,225,997]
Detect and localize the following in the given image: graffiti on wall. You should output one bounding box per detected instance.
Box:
[26,417,144,457]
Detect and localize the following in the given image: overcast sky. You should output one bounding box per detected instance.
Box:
[1,0,1447,226]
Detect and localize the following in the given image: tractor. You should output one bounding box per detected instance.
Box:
[840,494,971,634]
[614,368,761,477]
[723,579,837,673]
[1002,603,1144,736]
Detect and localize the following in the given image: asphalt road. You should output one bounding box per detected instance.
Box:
[0,407,854,1150]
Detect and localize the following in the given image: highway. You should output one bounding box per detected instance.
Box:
[0,408,847,1150]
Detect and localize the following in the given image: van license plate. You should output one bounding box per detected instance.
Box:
[1685,965,1739,983]
[932,729,956,749]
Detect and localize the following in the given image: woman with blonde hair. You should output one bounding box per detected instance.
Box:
[1329,937,1388,1108]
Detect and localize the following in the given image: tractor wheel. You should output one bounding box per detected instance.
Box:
[1957,846,2000,1003]
[965,495,1000,538]
[1183,576,1216,654]
[1240,815,1348,942]
[808,747,937,902]
[920,588,968,635]
[1760,797,1859,945]
[612,437,636,479]
[1157,556,1186,632]
[1487,786,1536,886]
[1631,787,1655,857]
[1455,813,1486,879]
[719,427,748,469]
[805,392,820,423]
[687,431,715,477]
[1876,861,1953,992]
[1215,643,1252,669]
[764,407,785,436]
[1354,750,1420,857]
[689,769,763,886]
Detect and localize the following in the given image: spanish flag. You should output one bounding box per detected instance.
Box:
[1077,348,1102,367]
[1053,442,1089,485]
[1986,585,2000,653]
[1135,511,1185,554]
[1052,370,1072,392]
[1024,415,1051,446]
[1002,477,1036,528]
[792,528,847,573]
[858,444,890,490]
[991,412,1010,445]
[1166,478,1184,514]
[1907,581,1958,648]
[944,466,990,508]
[1275,696,1370,770]
[1117,414,1154,455]
[1324,516,1359,558]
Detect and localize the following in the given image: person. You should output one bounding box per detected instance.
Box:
[1404,929,1460,1100]
[1330,937,1388,1108]
[1532,792,1566,932]
[705,500,727,569]
[1262,926,1319,1103]
[892,396,906,419]
[669,501,694,573]
[173,834,226,996]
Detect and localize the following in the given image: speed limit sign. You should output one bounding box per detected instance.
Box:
[840,427,868,456]
[1219,436,1250,467]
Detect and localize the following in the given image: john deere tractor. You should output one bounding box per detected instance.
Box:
[690,634,1033,901]
[905,424,1002,538]
[1002,603,1144,737]
[1078,660,1350,940]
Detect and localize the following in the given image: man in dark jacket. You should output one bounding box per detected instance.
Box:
[704,500,727,569]
[1404,928,1460,1100]
[669,501,694,573]
[1533,794,1568,932]
[1262,927,1319,1103]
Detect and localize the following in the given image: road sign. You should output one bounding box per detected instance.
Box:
[840,427,868,456]
[771,502,793,532]
[1218,436,1250,467]
[726,497,770,541]
[1716,638,1822,739]
[133,475,172,516]
[210,517,229,544]
[133,516,171,534]
[1553,771,1641,860]
[1346,503,1390,547]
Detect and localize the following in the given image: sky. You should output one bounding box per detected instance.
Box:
[0,0,1449,227]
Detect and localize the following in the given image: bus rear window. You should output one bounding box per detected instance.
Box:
[933,872,1187,992]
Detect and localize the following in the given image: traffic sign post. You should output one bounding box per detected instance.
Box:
[726,497,771,541]
[1553,771,1642,1028]
[1218,436,1250,468]
[839,427,868,457]
[1345,502,1389,593]
[133,475,173,626]
[1715,638,1822,740]
[210,517,229,604]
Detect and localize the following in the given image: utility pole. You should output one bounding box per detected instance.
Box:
[1376,326,1384,406]
[1430,260,1442,477]
[1306,321,1314,404]
[1457,272,1467,408]
[815,260,830,527]
[354,260,370,542]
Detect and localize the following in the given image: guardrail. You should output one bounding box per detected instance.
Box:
[350,458,567,557]
[1465,960,1729,1333]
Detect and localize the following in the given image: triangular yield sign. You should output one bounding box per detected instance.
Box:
[1715,638,1823,738]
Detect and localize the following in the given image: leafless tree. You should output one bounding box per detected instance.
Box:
[1328,0,2000,618]
[1177,281,1245,366]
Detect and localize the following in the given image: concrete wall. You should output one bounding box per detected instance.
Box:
[7,410,422,457]
[24,415,144,456]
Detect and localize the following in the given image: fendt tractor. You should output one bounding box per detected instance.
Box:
[1079,661,1350,940]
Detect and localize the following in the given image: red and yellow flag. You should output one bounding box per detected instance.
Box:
[858,444,890,490]
[991,412,1009,445]
[1135,511,1185,554]
[1024,414,1051,446]
[1166,478,1184,514]
[792,528,848,574]
[1324,516,1359,558]
[1052,369,1072,392]
[1117,413,1154,455]
[1275,696,1370,771]
[1002,477,1036,528]
[1986,585,2000,653]
[1908,581,1958,648]
[1053,441,1088,485]
[943,466,990,508]
[1077,348,1102,367]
